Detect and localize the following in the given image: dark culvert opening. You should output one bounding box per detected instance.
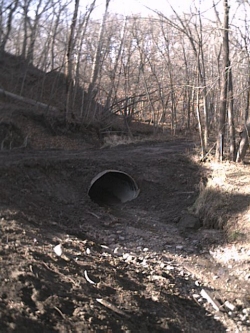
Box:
[88,170,140,206]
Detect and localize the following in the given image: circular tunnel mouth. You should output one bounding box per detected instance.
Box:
[88,170,140,206]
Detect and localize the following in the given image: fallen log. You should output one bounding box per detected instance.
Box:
[0,88,60,114]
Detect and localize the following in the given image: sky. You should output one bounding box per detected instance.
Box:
[90,0,191,17]
[85,0,248,29]
[88,0,223,19]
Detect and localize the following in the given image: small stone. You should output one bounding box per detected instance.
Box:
[141,259,148,267]
[114,247,119,254]
[152,294,159,302]
[235,298,244,306]
[53,244,63,256]
[123,253,130,260]
[224,301,235,311]
[123,253,134,262]
[166,265,174,270]
[242,308,250,315]
[239,314,248,321]
[176,245,183,250]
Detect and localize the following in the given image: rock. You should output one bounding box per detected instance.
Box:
[224,301,235,311]
[177,213,201,230]
[53,244,63,256]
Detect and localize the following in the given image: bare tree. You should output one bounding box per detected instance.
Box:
[86,0,110,119]
[65,0,79,119]
[0,0,19,54]
[215,0,236,161]
[27,0,50,63]
[156,7,209,157]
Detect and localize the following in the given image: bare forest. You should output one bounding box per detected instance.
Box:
[1,0,250,160]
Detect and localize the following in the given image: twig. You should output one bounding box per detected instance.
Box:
[200,142,217,162]
[87,211,100,219]
[84,270,96,284]
[42,262,78,286]
[96,298,130,318]
[54,306,66,320]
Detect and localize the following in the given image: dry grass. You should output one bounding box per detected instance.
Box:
[193,184,230,229]
[101,130,173,148]
[192,160,250,245]
[102,133,134,147]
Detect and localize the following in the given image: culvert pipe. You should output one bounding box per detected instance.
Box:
[88,170,140,206]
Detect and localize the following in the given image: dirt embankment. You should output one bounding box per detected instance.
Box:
[0,116,250,333]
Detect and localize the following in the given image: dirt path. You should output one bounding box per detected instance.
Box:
[0,139,249,332]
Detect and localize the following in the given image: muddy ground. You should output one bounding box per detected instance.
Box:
[0,110,249,333]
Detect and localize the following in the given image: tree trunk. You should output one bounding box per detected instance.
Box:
[227,62,236,160]
[236,122,250,162]
[196,88,206,159]
[216,0,233,161]
[86,0,110,119]
[21,0,31,59]
[65,0,80,120]
[104,16,127,113]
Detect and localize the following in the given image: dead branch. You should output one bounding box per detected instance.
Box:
[96,298,130,318]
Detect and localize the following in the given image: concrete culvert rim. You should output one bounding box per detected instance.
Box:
[88,170,140,206]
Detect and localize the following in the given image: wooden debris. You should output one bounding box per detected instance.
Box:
[84,270,96,284]
[200,289,221,312]
[96,298,130,318]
